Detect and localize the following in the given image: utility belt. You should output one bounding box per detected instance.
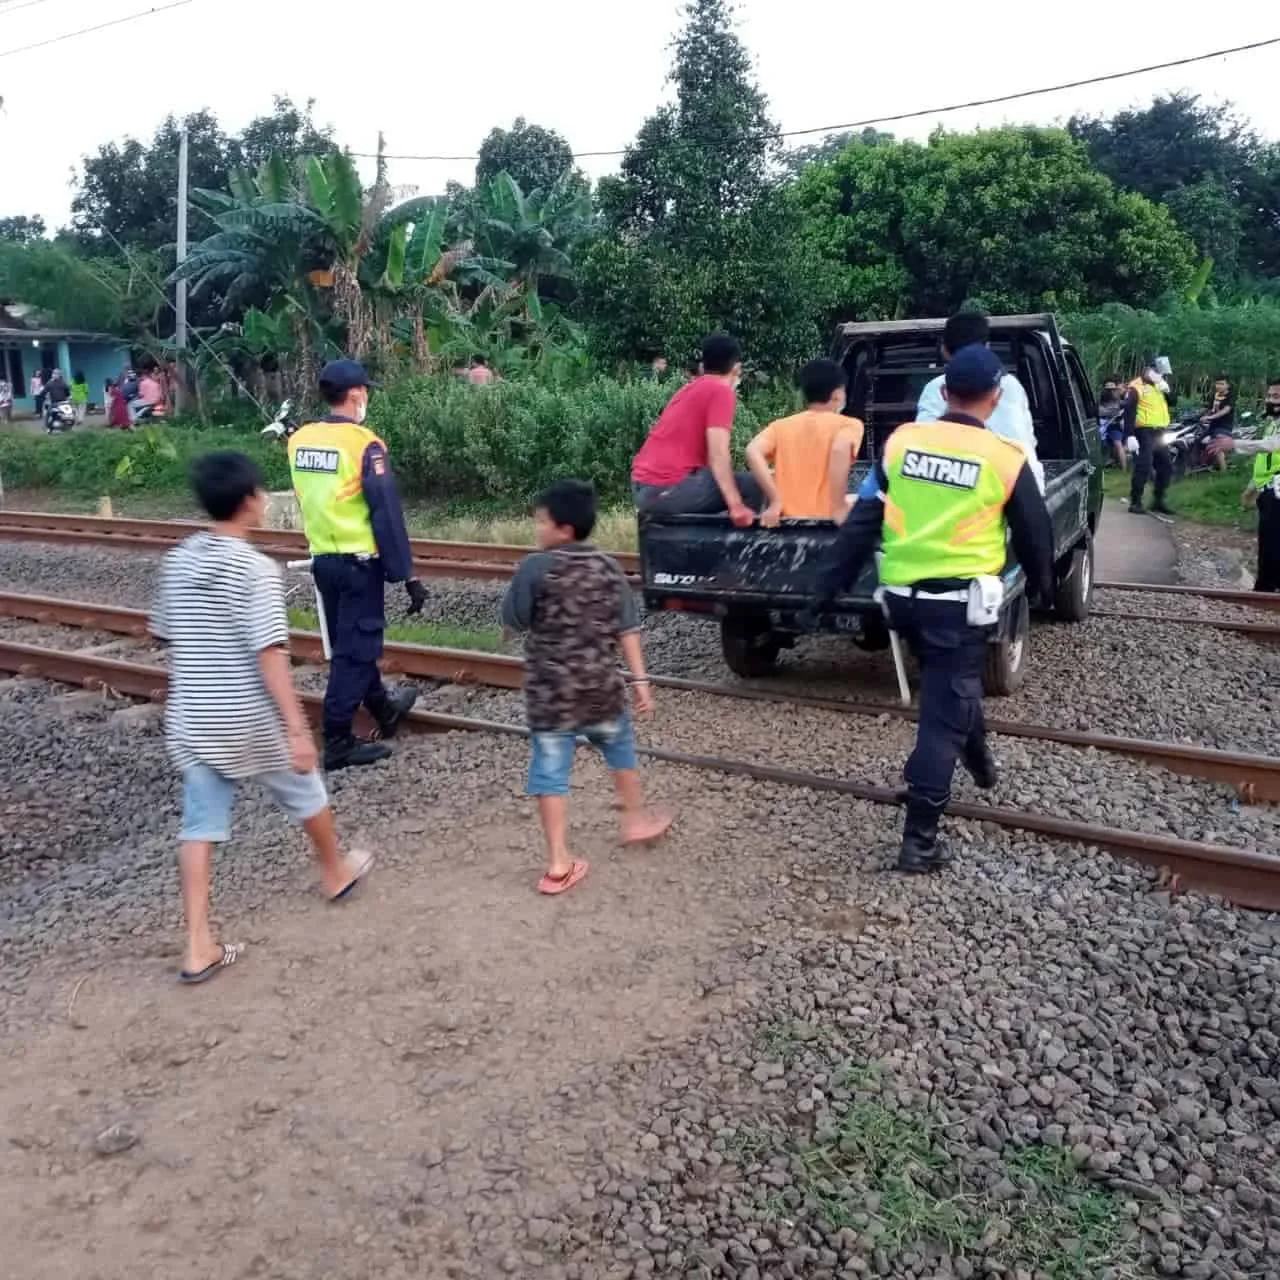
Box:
[312,551,376,563]
[882,575,1005,625]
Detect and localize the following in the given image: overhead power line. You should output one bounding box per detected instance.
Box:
[350,35,1280,164]
[0,0,64,17]
[0,0,193,59]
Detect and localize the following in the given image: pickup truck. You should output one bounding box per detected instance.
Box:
[637,313,1103,695]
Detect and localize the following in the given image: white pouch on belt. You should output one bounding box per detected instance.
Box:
[967,575,1004,626]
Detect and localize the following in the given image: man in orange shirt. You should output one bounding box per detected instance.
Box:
[745,359,864,525]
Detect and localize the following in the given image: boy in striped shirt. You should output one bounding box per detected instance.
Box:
[150,451,374,984]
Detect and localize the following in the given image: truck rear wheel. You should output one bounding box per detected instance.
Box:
[721,616,781,678]
[1053,534,1094,622]
[983,593,1029,696]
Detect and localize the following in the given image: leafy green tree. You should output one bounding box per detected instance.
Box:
[792,127,1196,319]
[0,239,160,333]
[0,215,47,245]
[70,98,335,255]
[781,128,893,178]
[1068,94,1274,282]
[582,0,828,371]
[475,118,579,196]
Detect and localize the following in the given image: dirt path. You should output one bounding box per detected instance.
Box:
[0,719,771,1280]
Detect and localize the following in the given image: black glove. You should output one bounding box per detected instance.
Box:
[405,579,428,616]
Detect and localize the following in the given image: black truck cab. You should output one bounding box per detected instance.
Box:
[637,314,1104,694]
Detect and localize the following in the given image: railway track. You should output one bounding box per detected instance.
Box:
[2,510,1279,626]
[2,592,1278,911]
[2,588,1278,802]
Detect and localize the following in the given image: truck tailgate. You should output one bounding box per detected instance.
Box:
[639,515,878,610]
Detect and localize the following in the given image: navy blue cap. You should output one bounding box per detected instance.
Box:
[944,344,1004,399]
[318,358,376,392]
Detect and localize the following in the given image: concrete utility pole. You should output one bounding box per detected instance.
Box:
[175,127,189,412]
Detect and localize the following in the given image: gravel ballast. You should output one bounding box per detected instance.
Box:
[1,533,1278,1279]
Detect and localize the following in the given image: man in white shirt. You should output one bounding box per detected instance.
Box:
[916,312,1045,492]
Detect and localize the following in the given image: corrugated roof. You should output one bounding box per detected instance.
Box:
[0,328,127,343]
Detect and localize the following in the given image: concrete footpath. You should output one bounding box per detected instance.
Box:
[1093,497,1179,585]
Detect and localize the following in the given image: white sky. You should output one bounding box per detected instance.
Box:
[1,0,1278,231]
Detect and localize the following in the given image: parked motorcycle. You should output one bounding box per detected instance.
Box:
[1163,410,1253,480]
[259,399,299,441]
[43,399,76,433]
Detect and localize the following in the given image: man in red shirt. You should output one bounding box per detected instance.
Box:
[631,332,762,526]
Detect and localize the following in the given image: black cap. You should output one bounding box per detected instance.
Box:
[318,358,375,392]
[944,345,1004,399]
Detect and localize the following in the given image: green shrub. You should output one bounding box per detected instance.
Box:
[373,375,800,503]
[1064,302,1280,402]
[0,425,290,497]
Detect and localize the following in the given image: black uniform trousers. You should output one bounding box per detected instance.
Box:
[1130,428,1172,507]
[312,554,392,736]
[1257,488,1280,593]
[883,593,992,808]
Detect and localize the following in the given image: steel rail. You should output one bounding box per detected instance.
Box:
[1090,608,1280,645]
[6,512,1280,610]
[1,637,1277,911]
[3,590,1279,803]
[0,509,642,574]
[1095,579,1280,613]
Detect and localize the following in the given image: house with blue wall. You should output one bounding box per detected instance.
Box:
[1,326,131,414]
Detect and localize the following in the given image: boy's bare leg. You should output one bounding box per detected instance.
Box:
[302,807,368,898]
[614,769,674,844]
[537,796,575,877]
[179,840,223,973]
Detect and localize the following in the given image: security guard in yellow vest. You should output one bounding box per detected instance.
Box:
[1209,378,1280,592]
[815,346,1054,872]
[289,359,428,769]
[1124,362,1173,515]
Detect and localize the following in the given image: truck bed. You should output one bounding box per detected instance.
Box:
[639,459,1088,613]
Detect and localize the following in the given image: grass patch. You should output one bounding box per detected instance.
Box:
[287,607,505,653]
[1102,460,1259,530]
[742,1088,1134,1278]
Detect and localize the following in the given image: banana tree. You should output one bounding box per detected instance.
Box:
[470,171,593,311]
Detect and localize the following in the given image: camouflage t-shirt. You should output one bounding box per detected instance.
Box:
[501,544,640,732]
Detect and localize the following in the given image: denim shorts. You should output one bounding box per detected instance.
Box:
[527,712,639,797]
[180,762,329,843]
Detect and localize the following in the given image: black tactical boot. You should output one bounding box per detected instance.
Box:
[369,685,419,740]
[895,798,953,874]
[962,738,999,790]
[323,730,392,771]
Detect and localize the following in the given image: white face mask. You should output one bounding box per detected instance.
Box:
[354,396,368,424]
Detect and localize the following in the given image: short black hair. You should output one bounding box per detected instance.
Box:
[799,358,846,405]
[700,332,741,376]
[1214,373,1231,384]
[73,370,85,382]
[473,354,488,367]
[942,311,990,355]
[318,379,348,406]
[1268,375,1280,388]
[537,479,596,541]
[191,450,263,522]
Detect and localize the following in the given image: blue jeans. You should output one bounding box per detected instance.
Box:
[527,713,639,797]
[180,763,328,843]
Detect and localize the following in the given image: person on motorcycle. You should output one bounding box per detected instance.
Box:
[1201,375,1235,471]
[1125,359,1174,516]
[1098,375,1127,470]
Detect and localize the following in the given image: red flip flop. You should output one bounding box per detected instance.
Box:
[538,860,589,896]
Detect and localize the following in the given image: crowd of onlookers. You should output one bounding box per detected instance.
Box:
[0,361,174,429]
